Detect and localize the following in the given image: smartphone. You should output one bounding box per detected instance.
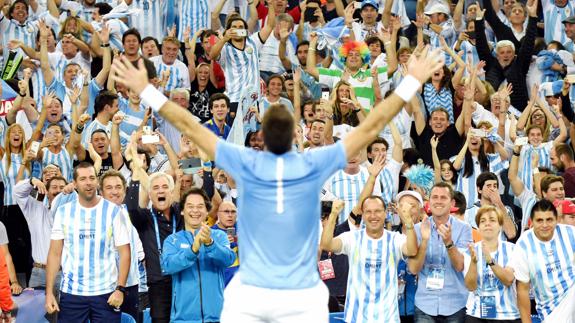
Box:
[142,126,152,135]
[469,128,486,138]
[321,90,330,101]
[29,188,45,202]
[353,1,361,9]
[515,137,529,146]
[236,29,247,37]
[30,141,40,157]
[141,134,160,144]
[321,201,333,219]
[178,157,202,175]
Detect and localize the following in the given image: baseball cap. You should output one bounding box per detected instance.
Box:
[562,15,575,24]
[553,199,575,214]
[361,0,379,10]
[397,190,424,208]
[424,3,450,15]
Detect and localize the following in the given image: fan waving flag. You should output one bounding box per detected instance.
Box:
[1,80,18,117]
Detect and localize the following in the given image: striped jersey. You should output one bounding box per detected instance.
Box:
[149,56,191,93]
[177,0,210,42]
[325,166,383,224]
[453,154,508,208]
[510,224,575,319]
[426,19,456,66]
[82,119,112,149]
[0,13,38,62]
[91,19,129,52]
[41,147,73,182]
[518,142,553,193]
[128,0,165,40]
[422,83,454,123]
[378,109,413,154]
[0,153,29,206]
[376,159,402,205]
[541,0,575,44]
[120,206,142,288]
[318,67,388,111]
[118,98,152,146]
[463,241,520,320]
[457,41,480,68]
[219,33,265,103]
[517,189,538,233]
[51,197,130,296]
[351,21,385,42]
[336,229,406,323]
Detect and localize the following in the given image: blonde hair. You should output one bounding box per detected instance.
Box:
[4,124,26,171]
[475,205,504,227]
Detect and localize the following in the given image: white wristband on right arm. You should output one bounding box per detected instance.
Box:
[394,75,421,102]
[140,84,168,113]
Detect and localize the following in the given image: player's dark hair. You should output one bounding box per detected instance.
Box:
[262,104,294,155]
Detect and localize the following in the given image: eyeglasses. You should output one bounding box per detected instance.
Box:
[219,210,237,215]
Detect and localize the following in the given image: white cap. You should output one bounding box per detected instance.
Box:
[424,3,450,15]
[396,190,424,208]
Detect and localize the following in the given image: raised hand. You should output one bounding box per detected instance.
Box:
[331,200,345,217]
[398,201,415,226]
[437,223,453,245]
[468,244,478,263]
[420,214,431,240]
[526,0,538,17]
[112,112,124,125]
[368,153,385,177]
[99,23,110,44]
[475,1,485,19]
[430,135,438,149]
[78,113,91,127]
[406,45,445,84]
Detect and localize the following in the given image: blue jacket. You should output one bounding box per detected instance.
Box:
[161,229,236,323]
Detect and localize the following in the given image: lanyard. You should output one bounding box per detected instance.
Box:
[428,217,449,266]
[151,209,176,255]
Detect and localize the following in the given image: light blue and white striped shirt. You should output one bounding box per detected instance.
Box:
[177,0,210,42]
[511,224,575,319]
[0,13,38,62]
[377,159,402,205]
[541,0,575,44]
[128,0,165,40]
[423,83,454,123]
[219,33,264,103]
[463,241,520,320]
[426,19,456,66]
[518,142,553,193]
[50,197,131,296]
[41,147,73,182]
[82,119,111,149]
[0,153,29,206]
[326,166,383,224]
[260,97,294,117]
[149,56,190,93]
[336,229,406,323]
[118,98,152,147]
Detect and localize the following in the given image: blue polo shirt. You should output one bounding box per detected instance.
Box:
[204,118,230,139]
[412,215,472,316]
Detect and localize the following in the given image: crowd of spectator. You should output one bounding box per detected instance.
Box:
[0,0,575,322]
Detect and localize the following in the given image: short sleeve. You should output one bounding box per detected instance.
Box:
[462,247,472,276]
[393,232,407,259]
[318,68,340,89]
[113,206,131,247]
[307,141,348,183]
[509,245,530,283]
[0,222,8,245]
[335,230,354,256]
[51,209,65,240]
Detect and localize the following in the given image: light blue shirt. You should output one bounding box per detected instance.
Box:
[412,215,473,316]
[215,140,348,289]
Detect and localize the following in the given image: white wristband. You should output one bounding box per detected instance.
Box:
[140,84,168,113]
[394,75,421,102]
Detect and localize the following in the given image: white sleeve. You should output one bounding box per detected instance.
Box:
[335,231,355,256]
[509,245,530,283]
[462,250,471,276]
[394,232,407,260]
[113,207,131,247]
[51,209,65,240]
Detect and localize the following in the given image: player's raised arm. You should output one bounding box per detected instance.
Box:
[111,57,218,160]
[343,46,444,159]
